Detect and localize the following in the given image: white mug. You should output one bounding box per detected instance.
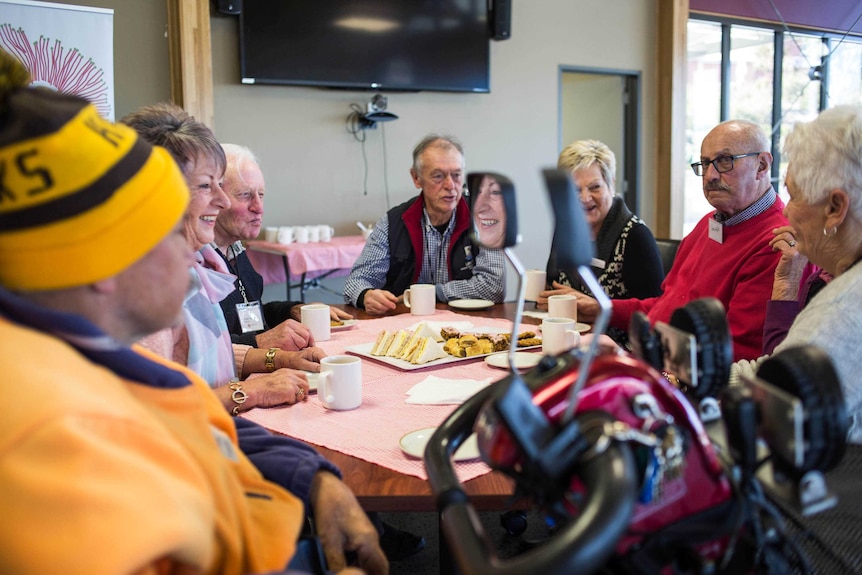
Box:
[300,303,330,342]
[307,226,321,243]
[542,317,580,356]
[317,224,335,242]
[524,269,546,302]
[277,226,294,245]
[264,226,279,242]
[403,283,436,316]
[548,294,578,321]
[318,355,362,411]
[361,226,374,241]
[294,226,310,243]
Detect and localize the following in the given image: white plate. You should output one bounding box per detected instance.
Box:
[399,427,480,462]
[448,299,495,311]
[538,322,591,334]
[345,341,541,371]
[331,319,358,331]
[485,351,542,370]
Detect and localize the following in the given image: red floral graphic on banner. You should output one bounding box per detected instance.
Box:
[0,23,111,118]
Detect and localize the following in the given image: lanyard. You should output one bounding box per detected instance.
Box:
[225,244,249,303]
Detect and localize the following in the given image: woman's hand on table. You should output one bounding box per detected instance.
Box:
[245,369,311,408]
[256,318,314,351]
[214,369,310,413]
[310,471,389,575]
[362,289,398,316]
[770,225,808,301]
[538,281,599,323]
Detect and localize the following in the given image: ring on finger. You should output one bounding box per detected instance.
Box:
[788,239,797,247]
[297,388,305,400]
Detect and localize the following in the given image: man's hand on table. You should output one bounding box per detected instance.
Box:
[362,289,398,316]
[290,302,354,322]
[256,318,314,350]
[310,471,389,575]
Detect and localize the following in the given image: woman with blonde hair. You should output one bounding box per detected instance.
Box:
[540,140,663,342]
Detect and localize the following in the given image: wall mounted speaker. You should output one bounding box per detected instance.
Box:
[216,0,241,16]
[490,0,511,40]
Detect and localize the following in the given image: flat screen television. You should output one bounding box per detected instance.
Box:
[239,0,490,93]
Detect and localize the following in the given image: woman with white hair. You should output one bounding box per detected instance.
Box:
[732,105,862,443]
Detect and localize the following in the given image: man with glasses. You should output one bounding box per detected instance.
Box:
[344,134,506,315]
[572,120,788,361]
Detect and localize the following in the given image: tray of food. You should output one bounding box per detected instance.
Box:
[344,322,541,371]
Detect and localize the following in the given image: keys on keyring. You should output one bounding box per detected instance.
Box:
[602,421,685,503]
[658,426,685,481]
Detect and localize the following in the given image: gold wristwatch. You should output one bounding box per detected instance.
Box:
[264,347,278,372]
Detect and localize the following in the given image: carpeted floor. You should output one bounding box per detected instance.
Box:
[380,510,551,575]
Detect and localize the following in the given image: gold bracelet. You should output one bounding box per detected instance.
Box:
[228,381,248,416]
[264,347,278,372]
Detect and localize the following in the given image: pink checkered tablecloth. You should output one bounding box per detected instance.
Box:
[241,309,540,483]
[246,236,366,284]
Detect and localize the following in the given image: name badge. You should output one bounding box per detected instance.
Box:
[708,218,724,244]
[237,301,264,333]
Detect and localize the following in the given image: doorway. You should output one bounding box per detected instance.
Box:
[559,67,641,214]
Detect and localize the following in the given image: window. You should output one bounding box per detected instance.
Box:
[684,16,862,234]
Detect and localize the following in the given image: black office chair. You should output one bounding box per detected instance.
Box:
[655,238,681,278]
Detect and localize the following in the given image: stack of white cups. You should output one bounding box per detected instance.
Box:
[263,225,335,244]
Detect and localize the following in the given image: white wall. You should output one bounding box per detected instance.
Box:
[210,0,658,298]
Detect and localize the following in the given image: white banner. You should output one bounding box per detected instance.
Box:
[0,0,114,119]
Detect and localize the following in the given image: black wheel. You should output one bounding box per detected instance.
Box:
[500,510,528,536]
[668,297,732,399]
[757,346,848,475]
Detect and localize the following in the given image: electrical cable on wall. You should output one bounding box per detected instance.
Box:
[345,95,398,203]
[381,122,391,210]
[345,103,369,195]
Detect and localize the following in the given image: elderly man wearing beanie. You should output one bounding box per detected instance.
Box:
[0,51,386,575]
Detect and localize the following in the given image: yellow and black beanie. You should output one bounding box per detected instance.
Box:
[0,52,189,291]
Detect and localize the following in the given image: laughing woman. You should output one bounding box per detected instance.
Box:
[539,140,663,342]
[125,103,322,414]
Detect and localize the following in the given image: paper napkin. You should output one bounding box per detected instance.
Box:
[405,375,493,405]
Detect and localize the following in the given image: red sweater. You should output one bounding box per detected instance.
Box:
[611,198,787,361]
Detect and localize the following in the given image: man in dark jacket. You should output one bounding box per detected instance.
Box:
[343,134,506,315]
[214,144,352,349]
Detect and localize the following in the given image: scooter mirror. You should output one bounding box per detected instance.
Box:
[466,172,518,250]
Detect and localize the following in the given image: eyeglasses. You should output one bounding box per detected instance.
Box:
[690,152,761,176]
[425,171,464,186]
